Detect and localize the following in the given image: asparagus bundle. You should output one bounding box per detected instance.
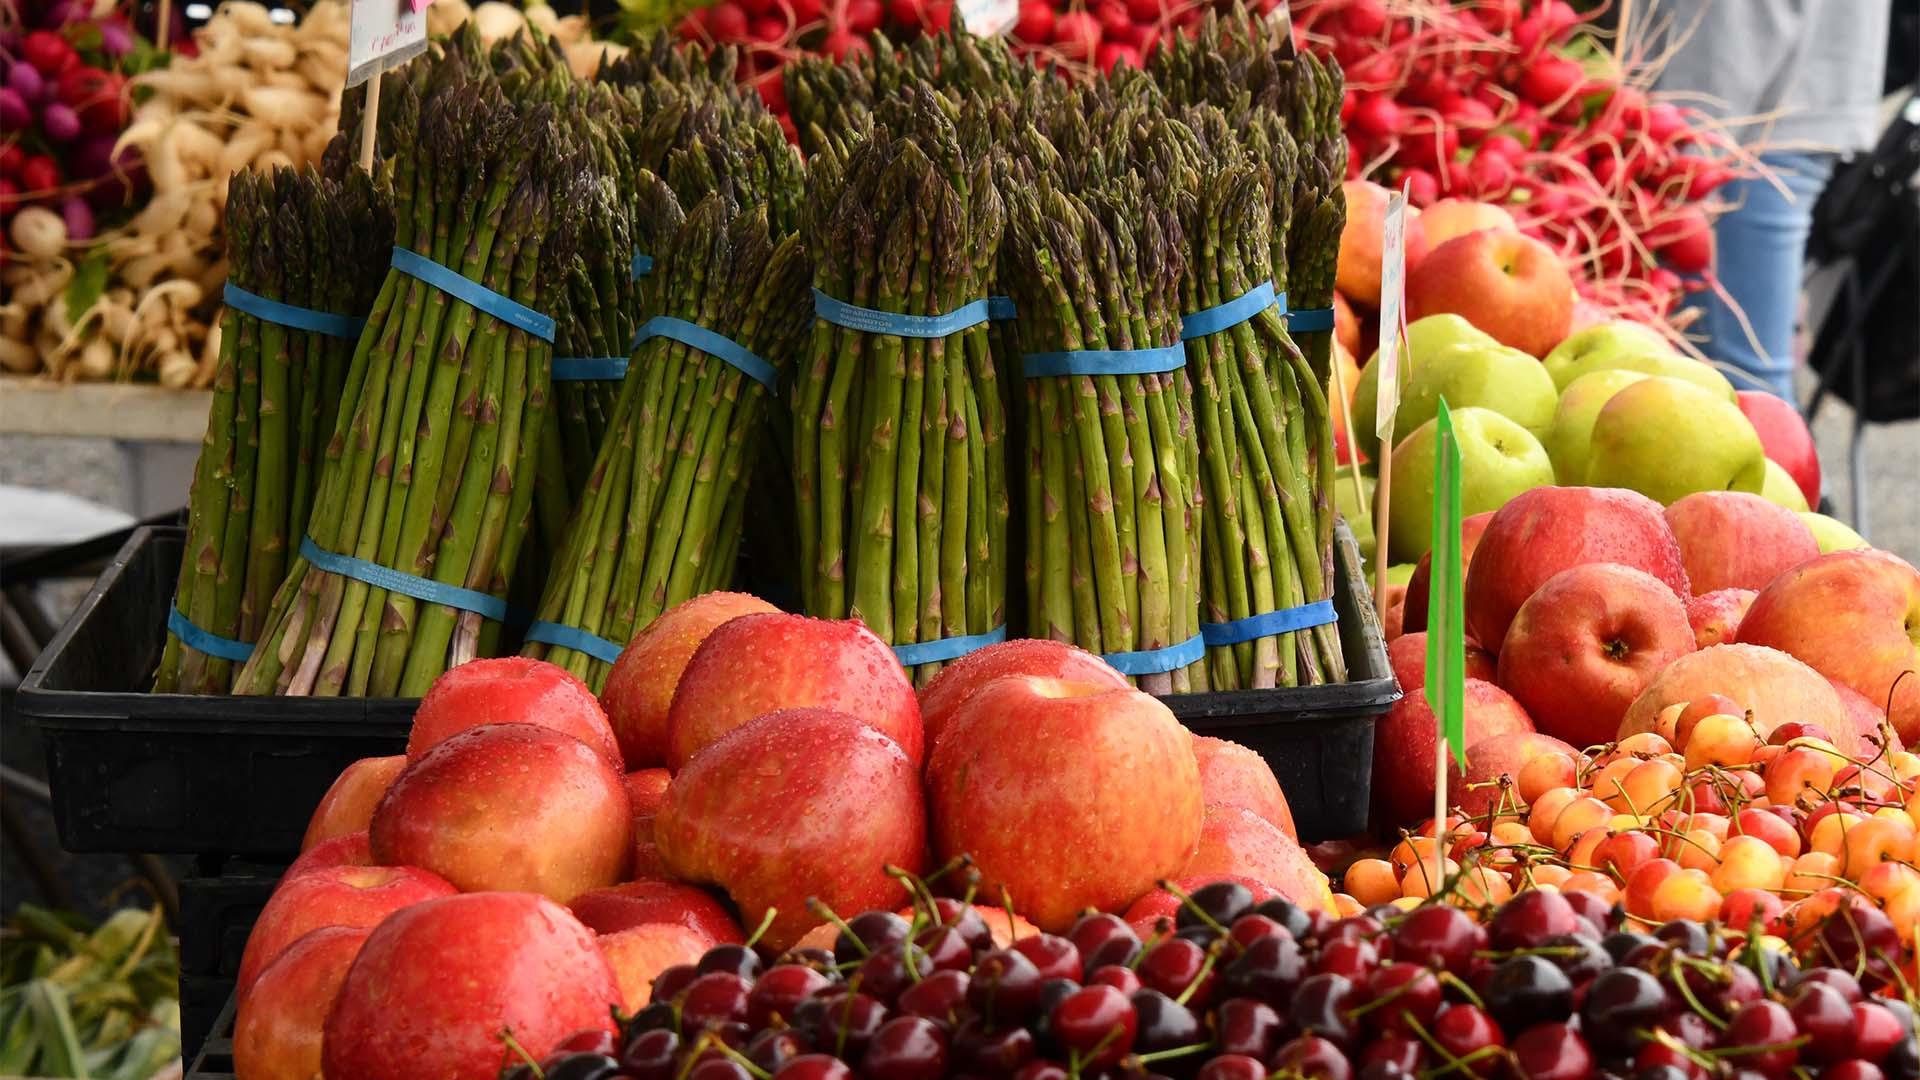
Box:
[792,91,1009,687]
[155,158,392,693]
[1001,173,1202,694]
[233,87,590,697]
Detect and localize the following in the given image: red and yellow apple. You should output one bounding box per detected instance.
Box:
[916,638,1126,752]
[1686,589,1757,650]
[1389,632,1496,687]
[408,657,622,771]
[1372,651,1534,830]
[568,880,743,944]
[1418,199,1518,249]
[1737,389,1821,508]
[236,864,455,1000]
[599,924,712,1013]
[667,613,923,770]
[1663,491,1820,594]
[1617,643,1852,753]
[926,676,1202,932]
[371,723,632,903]
[1402,511,1495,635]
[1495,563,1696,749]
[1829,678,1902,754]
[656,707,926,951]
[600,592,778,769]
[1405,229,1573,358]
[1179,805,1335,914]
[283,831,374,883]
[322,892,621,1080]
[1443,731,1580,821]
[1191,735,1297,840]
[625,767,671,821]
[1334,292,1361,362]
[1337,179,1431,308]
[302,755,405,851]
[233,926,370,1080]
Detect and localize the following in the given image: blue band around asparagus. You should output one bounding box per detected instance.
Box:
[811,289,994,338]
[390,246,556,343]
[551,357,630,381]
[1101,633,1206,676]
[632,253,653,279]
[166,606,254,663]
[1286,306,1336,332]
[1199,598,1338,647]
[299,535,519,624]
[987,296,1018,321]
[222,283,368,340]
[523,620,625,664]
[1180,281,1282,341]
[1022,342,1187,378]
[892,625,1009,667]
[631,316,779,393]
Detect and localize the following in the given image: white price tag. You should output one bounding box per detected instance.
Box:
[1374,185,1408,442]
[347,0,429,88]
[956,0,1018,37]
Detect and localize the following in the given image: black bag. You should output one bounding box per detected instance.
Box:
[1806,86,1920,424]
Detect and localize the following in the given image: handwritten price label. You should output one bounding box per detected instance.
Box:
[956,0,1018,37]
[347,0,428,87]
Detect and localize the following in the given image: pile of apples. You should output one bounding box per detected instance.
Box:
[229,598,1334,1080]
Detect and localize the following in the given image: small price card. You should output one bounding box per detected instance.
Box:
[347,0,428,87]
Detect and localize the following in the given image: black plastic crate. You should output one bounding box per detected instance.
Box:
[177,867,281,1065]
[17,527,413,859]
[1161,520,1399,841]
[184,992,237,1080]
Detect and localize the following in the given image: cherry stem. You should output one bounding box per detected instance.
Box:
[497,1030,544,1080]
[1172,947,1219,1008]
[1158,879,1227,936]
[1131,1042,1215,1066]
[743,906,779,951]
[807,899,868,958]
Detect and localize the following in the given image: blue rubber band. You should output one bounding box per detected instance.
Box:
[523,620,624,664]
[552,357,629,381]
[1200,599,1338,647]
[390,247,556,343]
[988,296,1018,321]
[892,624,1008,667]
[632,316,779,393]
[632,253,653,279]
[1180,282,1281,341]
[1023,343,1187,378]
[1101,633,1206,676]
[223,283,367,340]
[299,535,516,624]
[812,289,994,338]
[1286,306,1335,333]
[166,606,254,663]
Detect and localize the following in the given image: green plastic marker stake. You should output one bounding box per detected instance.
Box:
[1424,397,1466,881]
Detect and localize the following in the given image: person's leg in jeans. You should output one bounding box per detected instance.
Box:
[1685,150,1836,403]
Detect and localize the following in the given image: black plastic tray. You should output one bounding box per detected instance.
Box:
[16,527,415,858]
[1161,520,1398,841]
[183,992,237,1080]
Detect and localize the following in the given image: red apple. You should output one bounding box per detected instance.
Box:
[917,638,1126,751]
[1403,511,1496,635]
[1495,563,1696,749]
[1334,292,1361,361]
[1122,875,1280,933]
[408,657,622,771]
[1465,486,1691,651]
[322,892,620,1080]
[568,880,743,944]
[1737,390,1821,507]
[631,837,670,882]
[302,755,405,851]
[1417,198,1518,250]
[600,592,778,768]
[371,724,632,903]
[599,924,711,1013]
[1737,550,1920,744]
[657,707,926,951]
[1389,632,1496,687]
[625,768,671,820]
[1443,731,1579,821]
[1406,229,1573,358]
[236,864,455,1000]
[667,613,923,770]
[284,831,374,883]
[1617,643,1853,753]
[1337,180,1430,308]
[1179,805,1336,915]
[233,926,370,1080]
[1191,735,1297,840]
[1372,675,1533,829]
[926,676,1203,932]
[1663,491,1820,594]
[1687,588,1757,650]
[1382,582,1408,643]
[1829,678,1903,754]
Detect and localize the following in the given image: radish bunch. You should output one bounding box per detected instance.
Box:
[1292,0,1744,326]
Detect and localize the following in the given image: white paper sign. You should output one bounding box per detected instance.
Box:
[1374,185,1409,441]
[347,0,428,88]
[956,0,1018,38]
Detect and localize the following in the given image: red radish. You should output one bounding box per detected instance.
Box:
[1645,102,1687,144]
[822,27,871,59]
[789,0,826,20]
[738,0,778,16]
[1344,52,1398,88]
[1397,124,1459,171]
[1052,10,1102,61]
[749,14,787,42]
[1340,92,1356,125]
[1014,0,1055,41]
[1400,167,1439,206]
[1473,0,1519,31]
[706,1,749,40]
[1439,94,1496,134]
[1479,132,1527,162]
[1125,0,1162,26]
[1096,40,1142,71]
[1341,0,1388,37]
[1518,55,1582,106]
[1685,162,1732,201]
[0,144,23,178]
[1126,22,1160,54]
[845,0,885,31]
[1466,150,1515,196]
[19,155,60,193]
[23,31,77,76]
[677,11,707,40]
[756,74,788,114]
[1094,0,1131,38]
[924,1,952,31]
[1650,206,1713,273]
[1648,267,1681,295]
[1349,93,1404,139]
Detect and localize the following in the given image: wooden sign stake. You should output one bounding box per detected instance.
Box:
[359,72,382,172]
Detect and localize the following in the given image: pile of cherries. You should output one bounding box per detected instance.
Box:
[506,884,1919,1080]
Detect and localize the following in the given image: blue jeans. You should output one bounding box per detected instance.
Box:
[1684,151,1836,403]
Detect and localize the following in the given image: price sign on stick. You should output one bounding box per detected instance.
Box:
[955,0,1018,37]
[347,0,428,170]
[1425,397,1467,883]
[1371,183,1409,622]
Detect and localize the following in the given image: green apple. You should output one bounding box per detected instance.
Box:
[1584,376,1767,504]
[1759,459,1811,512]
[1366,313,1499,368]
[1798,511,1870,553]
[1386,563,1417,587]
[1349,340,1557,461]
[1386,406,1553,563]
[1543,324,1735,402]
[1335,463,1378,563]
[1543,369,1649,484]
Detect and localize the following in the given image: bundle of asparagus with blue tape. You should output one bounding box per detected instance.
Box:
[520,115,810,689]
[155,154,392,693]
[790,89,1010,688]
[232,81,592,697]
